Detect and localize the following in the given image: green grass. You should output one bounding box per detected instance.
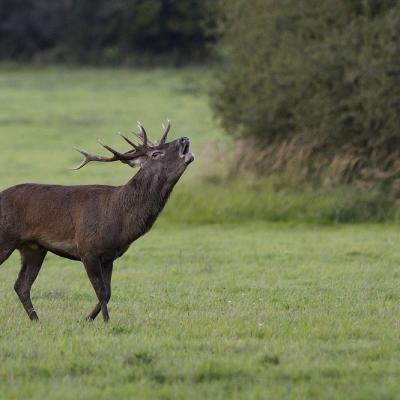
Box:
[166,181,399,224]
[1,66,400,399]
[0,65,218,188]
[1,224,400,399]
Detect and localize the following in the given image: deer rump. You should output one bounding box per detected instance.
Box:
[0,121,194,322]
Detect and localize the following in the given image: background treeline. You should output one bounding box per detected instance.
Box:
[0,0,211,65]
[212,0,400,191]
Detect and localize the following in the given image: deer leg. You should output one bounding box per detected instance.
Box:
[14,246,47,321]
[83,257,110,322]
[85,261,113,321]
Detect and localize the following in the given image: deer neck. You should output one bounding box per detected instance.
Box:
[119,167,177,238]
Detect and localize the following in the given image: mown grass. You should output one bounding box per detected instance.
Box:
[1,66,400,399]
[1,224,400,399]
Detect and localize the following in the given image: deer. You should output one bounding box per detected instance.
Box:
[0,121,194,322]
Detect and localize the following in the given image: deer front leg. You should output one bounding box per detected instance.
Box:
[82,257,110,322]
[85,261,113,321]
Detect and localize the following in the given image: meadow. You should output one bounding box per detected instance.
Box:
[0,66,400,399]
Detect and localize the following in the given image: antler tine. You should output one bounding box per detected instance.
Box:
[132,130,154,147]
[132,131,144,143]
[137,121,148,147]
[72,147,118,170]
[159,119,171,145]
[119,133,142,152]
[97,139,134,160]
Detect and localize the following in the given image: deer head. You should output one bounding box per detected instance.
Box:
[73,121,195,175]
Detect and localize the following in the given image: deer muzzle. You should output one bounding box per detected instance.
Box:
[180,137,195,164]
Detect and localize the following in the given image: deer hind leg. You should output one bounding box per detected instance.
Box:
[85,261,113,321]
[82,257,110,322]
[14,246,47,321]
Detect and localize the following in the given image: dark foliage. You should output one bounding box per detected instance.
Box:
[212,0,400,147]
[0,0,211,65]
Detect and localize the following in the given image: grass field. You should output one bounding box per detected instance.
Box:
[1,225,400,399]
[0,65,218,187]
[1,66,400,399]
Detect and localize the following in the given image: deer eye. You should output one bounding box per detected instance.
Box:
[151,151,165,159]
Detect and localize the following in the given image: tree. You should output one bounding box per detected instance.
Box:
[0,0,211,64]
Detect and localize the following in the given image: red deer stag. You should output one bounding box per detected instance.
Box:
[0,121,194,322]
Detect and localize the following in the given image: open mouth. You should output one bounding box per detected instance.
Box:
[182,141,190,155]
[180,137,194,164]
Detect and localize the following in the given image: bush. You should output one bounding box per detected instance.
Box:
[212,0,400,147]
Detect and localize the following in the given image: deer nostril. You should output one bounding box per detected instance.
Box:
[181,137,189,144]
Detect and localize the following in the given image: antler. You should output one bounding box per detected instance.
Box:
[72,139,145,170]
[97,139,138,160]
[131,120,171,147]
[73,121,172,169]
[72,147,120,170]
[158,119,170,145]
[137,121,148,147]
[119,133,142,152]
